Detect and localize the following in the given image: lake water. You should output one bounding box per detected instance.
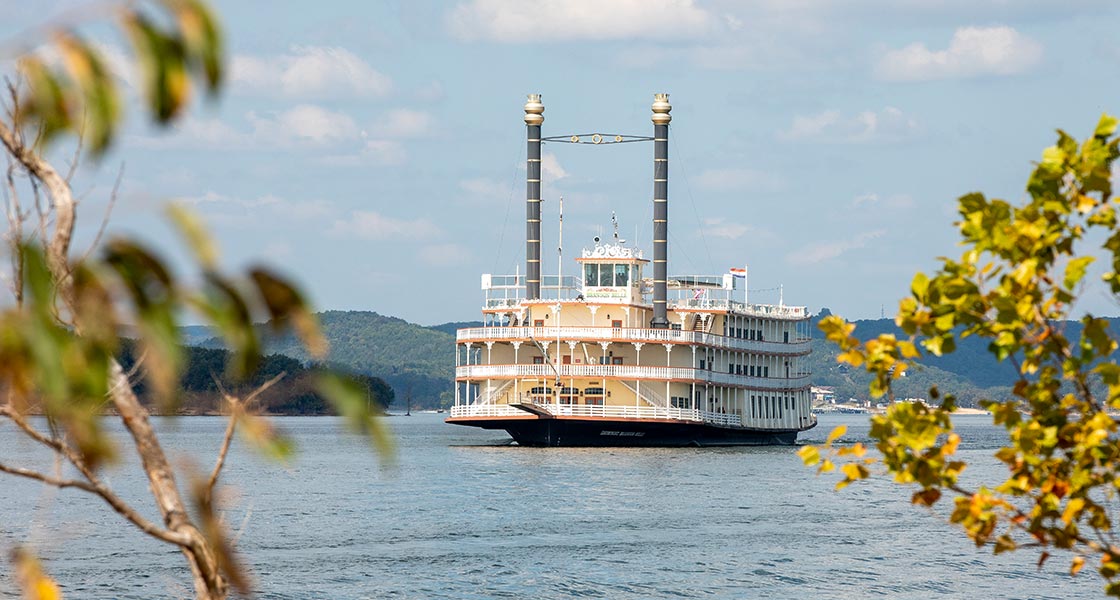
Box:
[0,413,1102,599]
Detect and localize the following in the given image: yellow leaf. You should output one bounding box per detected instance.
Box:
[796,445,820,466]
[1062,497,1085,525]
[1071,556,1086,576]
[826,425,847,445]
[840,462,868,481]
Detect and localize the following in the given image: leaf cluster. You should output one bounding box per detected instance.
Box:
[804,115,1120,593]
[16,0,222,154]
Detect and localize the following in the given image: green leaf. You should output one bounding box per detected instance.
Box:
[1064,256,1095,290]
[121,11,190,123]
[56,33,121,154]
[249,268,327,358]
[316,371,394,462]
[168,203,218,270]
[171,0,225,94]
[17,56,73,144]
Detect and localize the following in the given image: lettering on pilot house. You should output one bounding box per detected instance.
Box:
[600,431,645,437]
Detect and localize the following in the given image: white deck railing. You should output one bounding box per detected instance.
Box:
[455,364,810,390]
[449,402,743,426]
[480,298,807,320]
[671,299,807,319]
[456,326,810,355]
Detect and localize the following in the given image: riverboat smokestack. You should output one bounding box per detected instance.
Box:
[524,94,544,300]
[650,93,671,329]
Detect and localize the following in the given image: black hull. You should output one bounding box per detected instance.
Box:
[449,417,808,447]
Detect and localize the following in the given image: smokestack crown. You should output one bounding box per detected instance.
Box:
[524,94,544,126]
[651,93,671,125]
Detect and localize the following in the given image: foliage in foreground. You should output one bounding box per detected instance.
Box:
[801,115,1120,594]
[1,2,390,598]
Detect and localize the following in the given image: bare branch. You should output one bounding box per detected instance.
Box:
[244,372,285,408]
[64,119,85,183]
[108,359,229,597]
[205,372,286,505]
[0,460,98,493]
[205,404,238,506]
[81,161,124,261]
[0,405,189,547]
[0,117,76,283]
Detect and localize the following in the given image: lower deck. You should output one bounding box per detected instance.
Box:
[446,409,814,447]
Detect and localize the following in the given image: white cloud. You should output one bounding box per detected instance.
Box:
[420,243,473,266]
[374,109,434,138]
[321,139,407,167]
[182,192,334,222]
[447,0,712,42]
[876,26,1043,81]
[852,193,914,210]
[459,177,512,199]
[779,107,920,143]
[330,210,440,240]
[702,217,749,240]
[248,105,358,145]
[541,152,568,180]
[232,46,392,98]
[695,168,783,192]
[787,229,885,265]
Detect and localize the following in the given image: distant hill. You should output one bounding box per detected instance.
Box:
[810,312,1120,404]
[199,311,469,409]
[426,321,483,336]
[119,340,393,415]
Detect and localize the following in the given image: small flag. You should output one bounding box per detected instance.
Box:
[729,267,746,278]
[693,289,704,299]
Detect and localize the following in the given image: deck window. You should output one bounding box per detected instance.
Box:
[598,264,612,286]
[614,264,629,287]
[584,264,598,286]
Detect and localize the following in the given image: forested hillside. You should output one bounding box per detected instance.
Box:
[808,311,1120,405]
[200,311,478,409]
[119,340,393,415]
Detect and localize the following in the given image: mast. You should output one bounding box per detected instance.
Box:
[524,94,544,301]
[651,93,671,329]
[555,196,563,402]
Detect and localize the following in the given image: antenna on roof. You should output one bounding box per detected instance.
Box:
[612,211,625,244]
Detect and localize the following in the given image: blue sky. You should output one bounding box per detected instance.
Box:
[7,0,1120,325]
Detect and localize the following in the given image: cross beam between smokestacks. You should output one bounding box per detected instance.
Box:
[650,93,671,329]
[524,94,544,301]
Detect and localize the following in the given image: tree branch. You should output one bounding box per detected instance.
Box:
[205,372,285,505]
[0,405,189,547]
[0,117,75,282]
[0,461,97,492]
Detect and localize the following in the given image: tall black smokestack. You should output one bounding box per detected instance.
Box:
[650,93,671,329]
[524,94,544,300]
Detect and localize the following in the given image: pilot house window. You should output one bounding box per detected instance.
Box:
[584,263,631,287]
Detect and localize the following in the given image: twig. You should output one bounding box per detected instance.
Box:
[0,406,188,547]
[64,119,85,184]
[204,372,285,504]
[205,405,238,506]
[243,372,285,408]
[81,161,124,260]
[0,460,98,493]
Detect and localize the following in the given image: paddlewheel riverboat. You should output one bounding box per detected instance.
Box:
[446,94,815,446]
